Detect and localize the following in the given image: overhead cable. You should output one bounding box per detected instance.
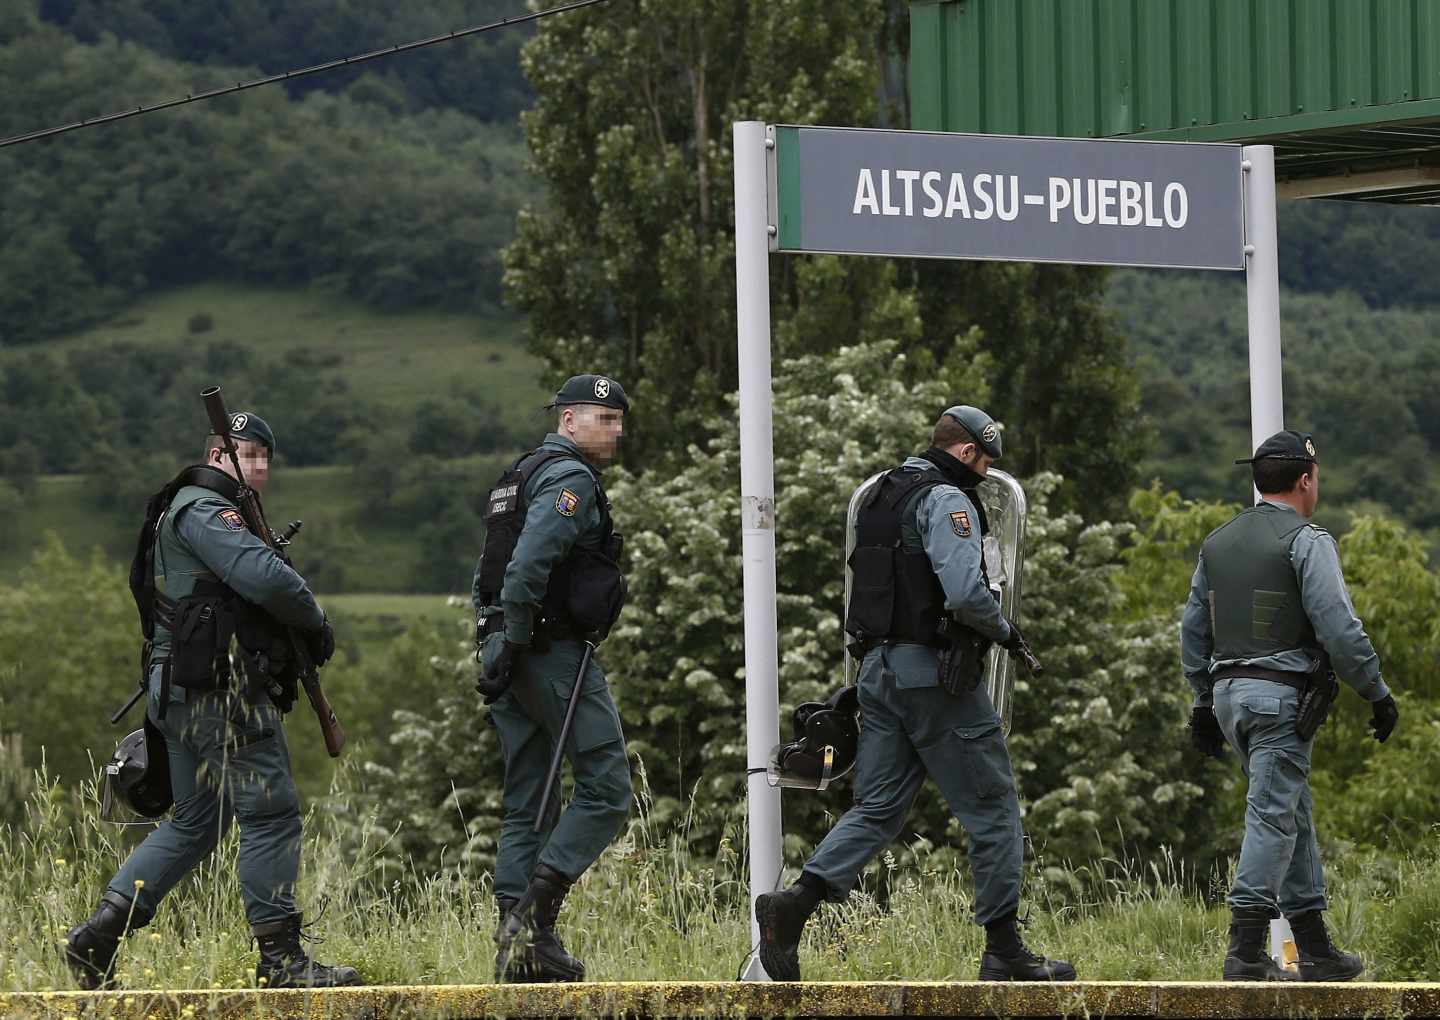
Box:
[0,0,610,150]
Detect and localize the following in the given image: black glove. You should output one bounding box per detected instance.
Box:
[304,618,335,668]
[475,638,522,704]
[1189,705,1228,759]
[1369,694,1399,743]
[1000,620,1026,655]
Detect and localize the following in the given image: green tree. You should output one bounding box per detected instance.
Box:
[506,1,1148,517]
[0,536,136,786]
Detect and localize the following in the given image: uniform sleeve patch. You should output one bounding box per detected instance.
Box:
[950,510,972,538]
[554,488,581,517]
[217,508,247,532]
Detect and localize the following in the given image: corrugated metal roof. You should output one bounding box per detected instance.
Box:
[910,0,1440,203]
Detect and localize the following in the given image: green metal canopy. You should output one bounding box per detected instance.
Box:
[909,0,1440,204]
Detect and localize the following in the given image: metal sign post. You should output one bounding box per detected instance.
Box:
[732,121,1278,980]
[732,120,783,981]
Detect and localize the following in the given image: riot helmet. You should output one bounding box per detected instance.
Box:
[767,684,860,791]
[100,718,172,823]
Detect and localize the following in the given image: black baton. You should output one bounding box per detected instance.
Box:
[534,641,595,834]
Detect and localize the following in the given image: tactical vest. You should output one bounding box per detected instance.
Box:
[845,467,958,647]
[474,447,627,641]
[1201,502,1321,661]
[128,466,293,713]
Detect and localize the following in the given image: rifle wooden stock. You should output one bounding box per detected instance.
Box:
[200,385,346,758]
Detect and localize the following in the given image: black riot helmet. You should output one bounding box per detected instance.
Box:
[100,719,173,822]
[767,684,860,791]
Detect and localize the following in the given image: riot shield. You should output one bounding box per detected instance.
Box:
[844,468,1029,734]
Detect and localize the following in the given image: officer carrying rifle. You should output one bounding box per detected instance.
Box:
[756,405,1074,983]
[1182,429,1398,982]
[472,374,633,983]
[65,392,359,991]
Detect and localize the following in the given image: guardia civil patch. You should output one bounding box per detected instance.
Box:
[555,488,581,517]
[218,509,247,533]
[950,510,972,538]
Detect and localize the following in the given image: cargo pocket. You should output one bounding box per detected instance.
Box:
[954,723,1013,800]
[552,676,625,753]
[1240,695,1281,717]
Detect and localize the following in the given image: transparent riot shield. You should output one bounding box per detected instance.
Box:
[844,468,1029,734]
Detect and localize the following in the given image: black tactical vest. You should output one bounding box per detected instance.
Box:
[845,468,954,647]
[1201,502,1321,661]
[474,447,627,640]
[128,466,296,713]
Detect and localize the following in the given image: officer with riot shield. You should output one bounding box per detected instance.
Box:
[65,410,360,992]
[1182,430,1396,982]
[472,374,633,983]
[756,406,1074,983]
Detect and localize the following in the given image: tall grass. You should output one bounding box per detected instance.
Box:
[3,753,1438,991]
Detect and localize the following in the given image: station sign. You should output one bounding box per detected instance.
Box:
[769,125,1245,271]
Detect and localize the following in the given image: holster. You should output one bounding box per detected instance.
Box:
[935,619,990,697]
[1295,672,1340,741]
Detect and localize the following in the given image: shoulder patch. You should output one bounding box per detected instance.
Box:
[217,508,247,533]
[950,510,972,538]
[554,488,581,518]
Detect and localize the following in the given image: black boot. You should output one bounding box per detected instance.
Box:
[493,896,539,982]
[253,915,363,988]
[1289,910,1364,982]
[494,865,584,983]
[1223,907,1298,981]
[65,892,144,990]
[754,876,823,982]
[979,913,1077,982]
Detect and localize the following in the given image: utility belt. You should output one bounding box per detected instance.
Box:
[478,609,590,651]
[850,617,989,699]
[1210,665,1312,691]
[1211,661,1339,741]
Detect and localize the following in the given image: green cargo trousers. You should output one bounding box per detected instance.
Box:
[803,643,1024,925]
[1212,676,1327,917]
[108,673,301,927]
[489,640,632,900]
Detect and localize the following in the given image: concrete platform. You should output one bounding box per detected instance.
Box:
[3,981,1440,1019]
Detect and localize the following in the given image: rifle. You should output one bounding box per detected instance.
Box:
[201,386,346,758]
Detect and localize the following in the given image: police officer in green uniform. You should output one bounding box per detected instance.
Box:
[64,413,361,991]
[1181,430,1397,982]
[473,374,633,983]
[756,406,1075,983]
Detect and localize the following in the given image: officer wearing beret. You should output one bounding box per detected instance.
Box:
[65,413,359,991]
[473,374,633,983]
[1182,430,1396,982]
[756,406,1075,983]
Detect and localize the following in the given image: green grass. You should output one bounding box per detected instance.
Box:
[5,757,1440,996]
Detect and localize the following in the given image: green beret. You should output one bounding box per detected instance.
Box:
[942,404,1003,458]
[548,374,630,413]
[214,411,275,453]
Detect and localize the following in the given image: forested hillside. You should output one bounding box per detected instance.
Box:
[1109,198,1440,545]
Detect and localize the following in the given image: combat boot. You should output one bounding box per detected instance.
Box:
[253,915,363,988]
[493,896,544,983]
[494,864,584,983]
[978,913,1077,981]
[65,892,145,990]
[755,878,823,982]
[1289,910,1364,982]
[1223,907,1298,981]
